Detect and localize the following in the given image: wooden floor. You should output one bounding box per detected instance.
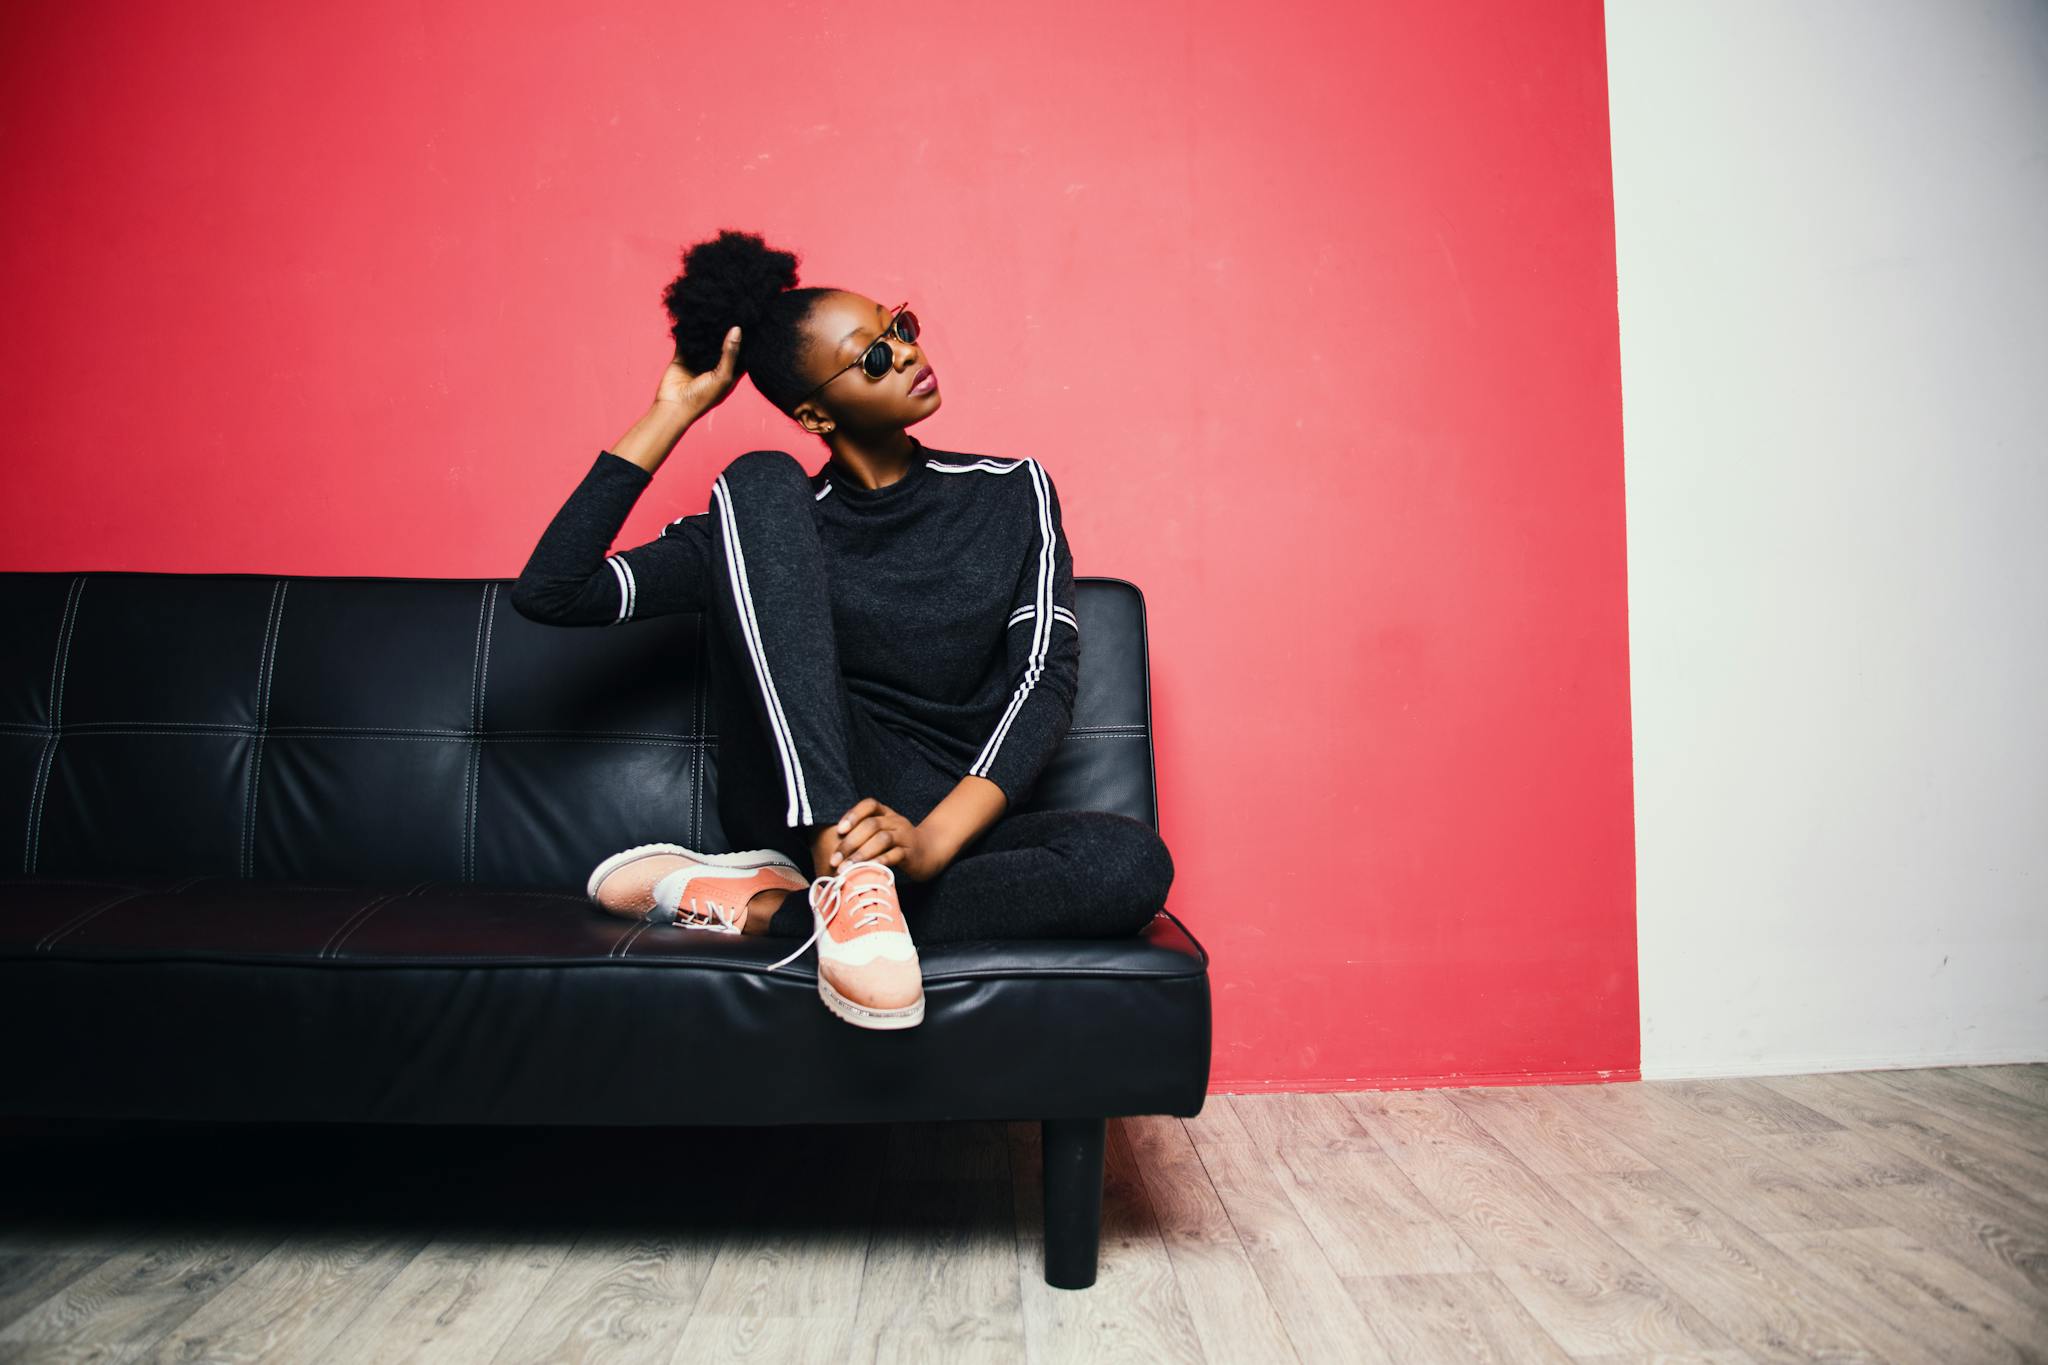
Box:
[1,1065,2043,1363]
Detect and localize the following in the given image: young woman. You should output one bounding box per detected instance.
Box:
[509,229,1175,1031]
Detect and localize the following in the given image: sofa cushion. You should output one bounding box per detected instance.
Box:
[0,873,1211,1125]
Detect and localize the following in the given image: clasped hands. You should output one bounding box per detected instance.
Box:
[822,797,957,883]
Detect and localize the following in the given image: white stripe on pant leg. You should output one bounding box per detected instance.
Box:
[711,474,814,827]
[712,477,811,825]
[972,459,1056,777]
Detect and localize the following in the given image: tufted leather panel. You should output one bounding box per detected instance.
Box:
[1,572,1161,885]
[0,570,1208,1126]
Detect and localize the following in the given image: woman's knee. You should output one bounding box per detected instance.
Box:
[1095,815,1174,931]
[719,448,811,501]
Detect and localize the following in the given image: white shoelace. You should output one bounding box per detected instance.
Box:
[766,859,901,972]
[649,869,746,933]
[674,895,744,932]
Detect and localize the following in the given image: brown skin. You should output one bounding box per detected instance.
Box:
[610,292,1007,931]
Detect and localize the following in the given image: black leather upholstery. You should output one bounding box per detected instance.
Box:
[0,571,1211,1128]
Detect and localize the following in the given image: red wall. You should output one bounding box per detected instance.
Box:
[0,0,1637,1090]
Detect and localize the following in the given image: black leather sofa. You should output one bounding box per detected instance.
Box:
[0,569,1209,1288]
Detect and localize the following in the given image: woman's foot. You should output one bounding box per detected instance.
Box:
[767,859,924,1029]
[585,844,808,931]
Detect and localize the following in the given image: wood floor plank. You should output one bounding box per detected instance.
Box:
[1008,1119,1205,1365]
[1123,1115,1298,1365]
[1748,1126,2048,1305]
[1867,1068,2048,1161]
[141,1227,437,1364]
[1951,1064,2048,1109]
[1651,1077,1846,1137]
[1568,1353,1759,1363]
[544,1228,769,1365]
[1273,1141,1481,1278]
[1549,1081,1890,1234]
[1228,1093,1379,1154]
[1180,1127,1396,1365]
[0,1253,116,1337]
[1542,1168,1888,1363]
[1756,1070,2048,1217]
[1122,1117,1241,1247]
[1181,1093,1256,1148]
[661,1127,879,1365]
[1339,1088,1733,1358]
[325,1227,577,1365]
[1343,1271,1574,1364]
[849,1176,1023,1365]
[0,1225,287,1360]
[1761,1225,2046,1364]
[1445,1085,1660,1176]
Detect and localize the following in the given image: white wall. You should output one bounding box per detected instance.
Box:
[1606,0,2048,1077]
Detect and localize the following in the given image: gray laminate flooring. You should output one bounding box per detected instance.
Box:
[1,1065,2043,1362]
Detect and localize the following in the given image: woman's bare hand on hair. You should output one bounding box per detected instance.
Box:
[655,326,744,417]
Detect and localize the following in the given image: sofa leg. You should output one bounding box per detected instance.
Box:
[1041,1116,1106,1289]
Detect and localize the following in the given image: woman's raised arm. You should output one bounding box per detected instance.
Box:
[508,330,744,627]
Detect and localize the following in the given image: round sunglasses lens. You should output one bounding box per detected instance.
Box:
[897,311,919,342]
[862,342,891,378]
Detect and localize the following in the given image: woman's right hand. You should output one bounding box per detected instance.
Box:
[655,326,744,416]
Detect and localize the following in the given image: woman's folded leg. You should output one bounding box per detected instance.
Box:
[900,808,1176,943]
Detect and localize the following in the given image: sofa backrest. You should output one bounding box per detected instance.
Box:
[0,572,1159,888]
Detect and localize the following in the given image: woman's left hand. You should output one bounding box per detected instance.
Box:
[829,797,953,883]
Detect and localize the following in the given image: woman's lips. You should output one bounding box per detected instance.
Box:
[910,365,937,395]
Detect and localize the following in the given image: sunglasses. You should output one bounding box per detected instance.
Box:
[795,301,920,409]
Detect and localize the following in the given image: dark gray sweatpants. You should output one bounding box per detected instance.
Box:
[699,450,1175,944]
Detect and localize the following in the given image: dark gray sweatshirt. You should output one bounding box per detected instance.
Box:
[508,436,1080,811]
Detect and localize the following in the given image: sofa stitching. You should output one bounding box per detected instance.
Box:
[609,921,652,958]
[36,872,210,953]
[319,878,433,958]
[463,585,487,884]
[255,581,290,872]
[471,584,498,885]
[24,575,86,876]
[241,579,288,881]
[323,893,398,957]
[33,889,147,954]
[319,890,401,958]
[236,580,277,880]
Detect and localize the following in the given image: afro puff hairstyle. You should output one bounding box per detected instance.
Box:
[661,228,837,420]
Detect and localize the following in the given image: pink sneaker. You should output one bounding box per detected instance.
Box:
[585,843,807,931]
[767,859,924,1029]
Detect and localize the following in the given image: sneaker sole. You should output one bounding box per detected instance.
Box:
[817,972,925,1030]
[584,842,806,904]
